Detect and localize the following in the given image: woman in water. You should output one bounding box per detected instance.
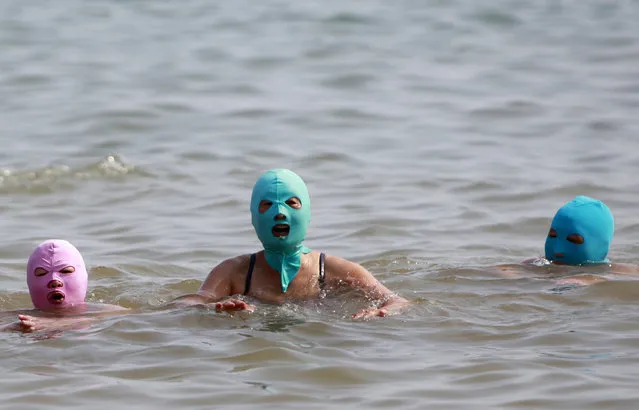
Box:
[3,239,127,332]
[173,168,410,319]
[496,195,639,285]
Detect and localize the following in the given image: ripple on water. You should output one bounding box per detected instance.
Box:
[2,0,639,408]
[0,155,148,195]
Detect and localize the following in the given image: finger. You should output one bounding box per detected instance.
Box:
[223,301,237,309]
[216,301,240,311]
[20,321,35,332]
[352,310,369,319]
[228,300,250,310]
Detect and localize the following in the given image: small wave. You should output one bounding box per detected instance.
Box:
[9,73,52,87]
[242,55,290,69]
[468,99,545,119]
[471,9,522,29]
[224,108,281,119]
[477,183,616,204]
[321,12,377,26]
[0,155,150,195]
[450,181,505,194]
[301,151,356,163]
[321,73,375,90]
[326,107,395,122]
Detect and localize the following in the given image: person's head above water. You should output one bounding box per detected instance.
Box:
[26,239,88,311]
[250,169,312,292]
[544,196,614,265]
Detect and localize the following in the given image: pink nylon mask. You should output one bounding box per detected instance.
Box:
[26,239,88,311]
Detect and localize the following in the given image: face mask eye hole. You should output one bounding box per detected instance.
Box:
[60,266,75,274]
[285,197,301,209]
[549,228,557,238]
[567,234,584,245]
[258,200,273,214]
[34,267,48,277]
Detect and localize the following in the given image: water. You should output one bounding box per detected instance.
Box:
[1,0,639,408]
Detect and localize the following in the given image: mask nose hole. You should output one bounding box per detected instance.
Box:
[274,213,286,221]
[48,280,63,289]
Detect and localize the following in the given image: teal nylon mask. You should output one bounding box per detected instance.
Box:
[250,169,311,292]
[544,196,614,265]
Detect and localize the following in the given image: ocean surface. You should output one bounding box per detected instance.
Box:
[1,0,639,408]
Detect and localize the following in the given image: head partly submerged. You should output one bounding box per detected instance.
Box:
[250,169,312,292]
[544,196,614,266]
[26,239,88,311]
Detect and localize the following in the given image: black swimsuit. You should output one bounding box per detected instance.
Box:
[244,252,326,295]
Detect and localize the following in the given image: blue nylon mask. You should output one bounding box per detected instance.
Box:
[250,169,311,292]
[544,196,614,265]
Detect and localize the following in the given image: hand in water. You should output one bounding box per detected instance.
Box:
[352,306,388,320]
[16,314,93,333]
[214,298,255,312]
[353,295,409,320]
[17,314,41,332]
[555,275,606,287]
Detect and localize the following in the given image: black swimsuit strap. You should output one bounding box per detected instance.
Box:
[244,253,256,296]
[319,252,326,289]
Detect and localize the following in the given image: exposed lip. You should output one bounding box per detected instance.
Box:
[552,254,565,264]
[47,291,66,305]
[272,224,290,238]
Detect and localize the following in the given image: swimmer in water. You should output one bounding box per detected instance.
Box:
[496,196,639,285]
[173,168,409,319]
[2,239,127,333]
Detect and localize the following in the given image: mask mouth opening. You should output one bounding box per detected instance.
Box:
[47,290,66,305]
[272,224,290,238]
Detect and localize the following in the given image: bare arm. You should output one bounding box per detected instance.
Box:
[491,264,524,278]
[490,257,552,279]
[611,263,639,275]
[172,259,235,306]
[4,305,129,333]
[327,255,409,319]
[9,314,95,333]
[171,257,254,312]
[554,263,639,287]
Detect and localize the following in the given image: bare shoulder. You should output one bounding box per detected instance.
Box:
[489,257,549,278]
[210,254,255,277]
[213,254,252,274]
[323,254,387,291]
[199,254,252,297]
[324,254,369,280]
[490,264,525,278]
[611,263,639,275]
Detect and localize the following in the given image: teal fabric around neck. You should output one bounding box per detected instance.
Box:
[544,196,614,265]
[250,169,312,292]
